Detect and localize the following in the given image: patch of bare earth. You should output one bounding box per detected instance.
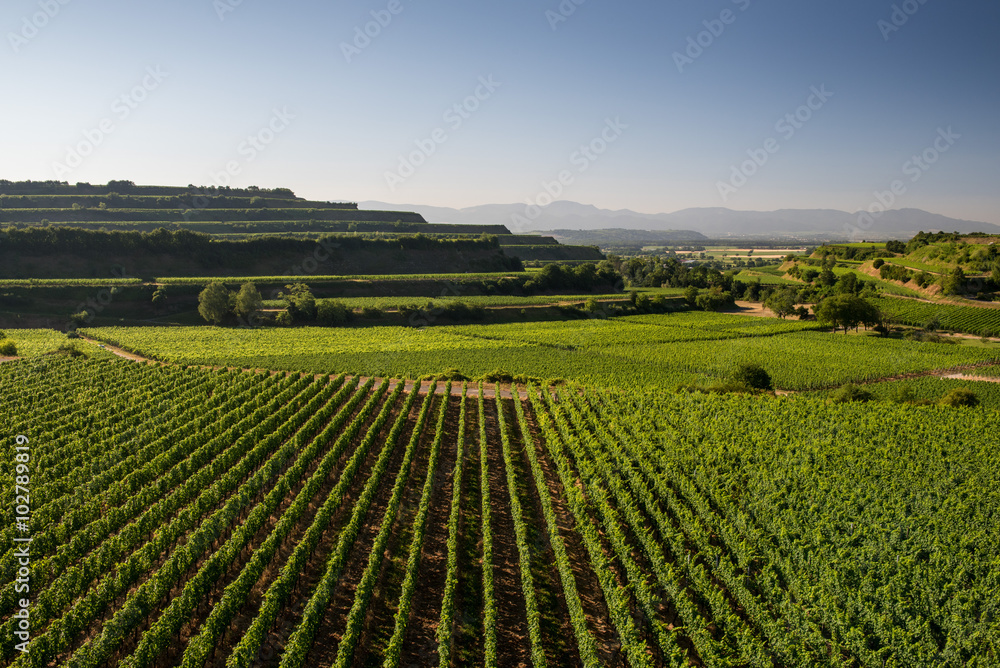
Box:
[448,397,485,665]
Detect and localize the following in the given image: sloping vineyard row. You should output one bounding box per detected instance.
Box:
[873,297,1000,336]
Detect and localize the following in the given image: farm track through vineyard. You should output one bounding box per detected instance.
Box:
[2,355,998,667]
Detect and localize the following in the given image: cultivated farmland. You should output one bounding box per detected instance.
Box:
[1,356,997,666]
[83,311,1000,390]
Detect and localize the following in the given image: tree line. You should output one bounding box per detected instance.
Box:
[0,194,353,210]
[0,180,299,198]
[0,226,506,256]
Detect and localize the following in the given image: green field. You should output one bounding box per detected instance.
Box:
[734,270,800,285]
[886,259,954,275]
[81,311,1000,390]
[0,278,144,287]
[793,265,925,297]
[841,267,925,297]
[972,363,1000,378]
[2,330,87,358]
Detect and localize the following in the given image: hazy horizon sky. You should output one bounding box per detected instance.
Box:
[2,0,998,224]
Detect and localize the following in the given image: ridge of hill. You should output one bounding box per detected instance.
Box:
[360,200,1000,240]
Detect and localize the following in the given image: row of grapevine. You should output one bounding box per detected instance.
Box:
[436,384,468,667]
[534,388,692,666]
[503,394,607,667]
[477,384,499,667]
[8,370,320,666]
[382,383,453,667]
[179,378,397,665]
[874,296,1000,336]
[493,392,548,667]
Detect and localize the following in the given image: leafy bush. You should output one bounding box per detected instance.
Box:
[316,299,351,325]
[482,369,542,384]
[443,301,485,321]
[939,388,979,407]
[0,339,17,356]
[696,287,733,312]
[830,383,874,403]
[731,362,772,390]
[45,342,83,357]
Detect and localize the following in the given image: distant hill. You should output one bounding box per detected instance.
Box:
[361,201,1000,241]
[0,181,607,272]
[546,229,708,246]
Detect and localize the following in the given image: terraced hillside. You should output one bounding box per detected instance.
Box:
[0,181,603,266]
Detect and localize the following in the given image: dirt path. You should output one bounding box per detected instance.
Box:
[79,336,151,362]
[939,373,1000,383]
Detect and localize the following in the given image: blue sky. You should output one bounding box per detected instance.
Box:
[2,0,998,224]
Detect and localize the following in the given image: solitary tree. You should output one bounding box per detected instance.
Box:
[835,272,858,295]
[943,267,967,296]
[198,282,230,325]
[234,282,263,320]
[764,288,797,318]
[684,285,699,307]
[819,266,836,287]
[282,283,317,322]
[732,362,772,390]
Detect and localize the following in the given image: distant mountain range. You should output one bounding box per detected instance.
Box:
[360,200,1000,241]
